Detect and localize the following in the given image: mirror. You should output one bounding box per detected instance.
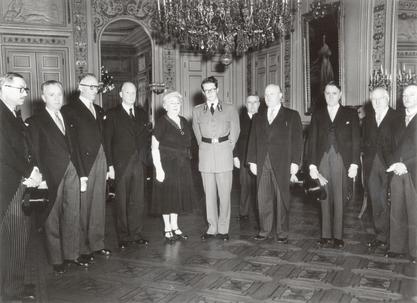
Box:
[302,1,344,114]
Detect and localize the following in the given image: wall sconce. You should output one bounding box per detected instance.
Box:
[149,82,166,95]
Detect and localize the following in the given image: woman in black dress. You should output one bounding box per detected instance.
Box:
[151,91,194,243]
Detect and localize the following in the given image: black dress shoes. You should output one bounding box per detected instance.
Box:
[135,238,149,245]
[119,241,129,249]
[317,238,333,248]
[69,257,90,267]
[254,234,267,241]
[276,237,288,244]
[81,253,95,262]
[385,251,406,259]
[367,239,386,248]
[53,263,66,274]
[201,233,216,240]
[173,230,188,240]
[334,239,345,248]
[95,248,112,256]
[218,233,229,241]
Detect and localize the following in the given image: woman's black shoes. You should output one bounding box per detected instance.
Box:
[173,229,188,240]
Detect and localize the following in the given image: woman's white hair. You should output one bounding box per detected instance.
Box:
[162,91,183,107]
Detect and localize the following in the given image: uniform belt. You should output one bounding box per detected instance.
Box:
[202,134,229,144]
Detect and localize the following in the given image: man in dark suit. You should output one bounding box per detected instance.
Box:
[386,84,417,264]
[233,95,260,222]
[308,81,360,249]
[362,87,397,248]
[247,84,303,243]
[61,73,110,263]
[103,82,151,249]
[0,72,41,301]
[26,80,85,273]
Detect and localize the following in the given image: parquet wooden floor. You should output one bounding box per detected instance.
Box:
[24,175,417,303]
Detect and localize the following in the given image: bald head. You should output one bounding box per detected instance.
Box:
[264,84,282,108]
[120,82,137,106]
[403,84,417,111]
[370,87,389,113]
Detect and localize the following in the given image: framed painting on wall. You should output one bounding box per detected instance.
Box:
[302,1,344,115]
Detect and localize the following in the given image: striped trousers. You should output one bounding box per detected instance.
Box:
[0,183,31,299]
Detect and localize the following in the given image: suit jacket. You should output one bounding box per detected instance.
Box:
[26,108,78,209]
[0,100,31,218]
[61,98,105,178]
[192,102,240,173]
[390,111,417,188]
[308,105,360,169]
[247,106,303,206]
[362,107,398,181]
[103,104,151,177]
[233,108,253,165]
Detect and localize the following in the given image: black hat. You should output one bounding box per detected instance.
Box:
[304,178,327,201]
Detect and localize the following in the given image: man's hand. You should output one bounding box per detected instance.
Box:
[80,177,88,192]
[106,166,115,180]
[309,165,319,180]
[23,167,42,188]
[290,174,299,183]
[249,163,257,176]
[233,157,240,169]
[348,164,358,179]
[387,162,408,176]
[156,167,165,182]
[290,163,299,176]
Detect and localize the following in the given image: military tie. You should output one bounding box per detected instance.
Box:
[210,103,215,115]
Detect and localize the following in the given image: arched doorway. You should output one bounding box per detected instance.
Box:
[98,19,152,113]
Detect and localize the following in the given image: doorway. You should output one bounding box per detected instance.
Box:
[99,19,152,113]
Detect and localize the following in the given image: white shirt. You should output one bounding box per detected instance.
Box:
[375,107,389,127]
[267,104,281,124]
[405,107,417,126]
[80,96,96,118]
[122,103,134,117]
[45,106,65,133]
[248,112,254,119]
[327,104,340,122]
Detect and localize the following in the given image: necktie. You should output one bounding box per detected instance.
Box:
[376,113,381,127]
[129,108,134,119]
[89,103,96,119]
[268,108,274,124]
[55,112,65,134]
[210,103,215,115]
[405,115,410,127]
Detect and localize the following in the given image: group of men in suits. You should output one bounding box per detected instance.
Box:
[0,72,151,301]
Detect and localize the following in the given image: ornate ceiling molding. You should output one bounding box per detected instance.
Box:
[92,0,155,42]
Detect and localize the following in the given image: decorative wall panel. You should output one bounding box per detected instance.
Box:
[72,0,89,79]
[371,1,386,68]
[92,0,154,43]
[284,38,291,106]
[398,0,417,43]
[0,0,67,26]
[162,45,176,90]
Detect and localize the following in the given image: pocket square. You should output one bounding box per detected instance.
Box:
[345,121,350,125]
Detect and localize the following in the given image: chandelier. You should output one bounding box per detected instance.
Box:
[153,0,300,59]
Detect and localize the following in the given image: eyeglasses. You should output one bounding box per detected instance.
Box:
[204,88,217,94]
[80,84,100,90]
[4,85,30,94]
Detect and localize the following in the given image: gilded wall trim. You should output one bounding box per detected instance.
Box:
[92,0,154,43]
[72,0,89,79]
[2,35,67,45]
[372,2,386,68]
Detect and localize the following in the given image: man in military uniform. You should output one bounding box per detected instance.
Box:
[192,76,240,241]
